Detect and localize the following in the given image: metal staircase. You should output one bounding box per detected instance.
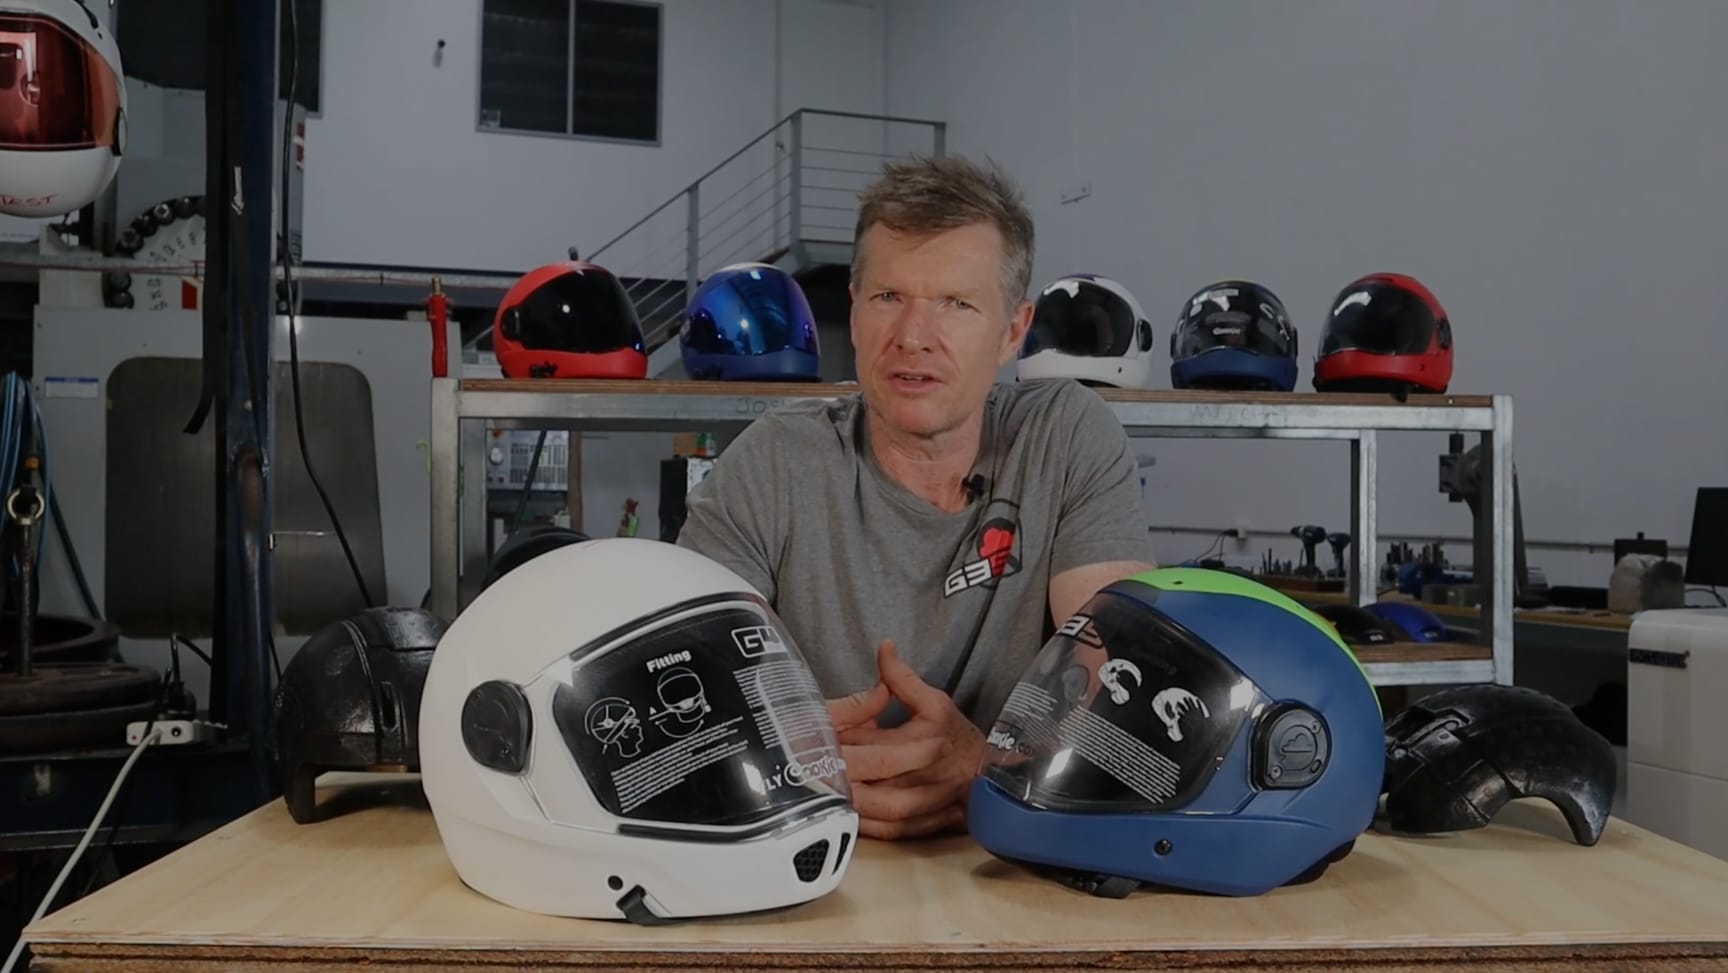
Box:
[582,108,946,376]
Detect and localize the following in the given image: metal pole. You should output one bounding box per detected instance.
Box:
[1486,395,1517,685]
[685,184,699,304]
[788,112,804,250]
[428,378,460,621]
[933,120,947,157]
[225,0,279,802]
[1350,432,1377,606]
[0,250,529,289]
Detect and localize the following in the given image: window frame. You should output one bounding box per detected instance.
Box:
[474,0,664,147]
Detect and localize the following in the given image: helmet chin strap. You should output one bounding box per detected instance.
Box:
[1012,858,1140,899]
[616,885,677,926]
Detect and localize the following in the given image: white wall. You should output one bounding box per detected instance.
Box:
[885,0,1728,589]
[492,0,887,543]
[302,0,885,277]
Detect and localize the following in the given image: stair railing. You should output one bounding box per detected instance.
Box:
[584,108,945,353]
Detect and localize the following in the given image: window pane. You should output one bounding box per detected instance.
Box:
[571,0,659,143]
[479,0,570,134]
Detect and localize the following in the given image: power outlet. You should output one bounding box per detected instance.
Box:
[126,719,221,748]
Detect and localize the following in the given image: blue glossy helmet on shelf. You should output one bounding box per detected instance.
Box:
[967,568,1384,898]
[679,262,821,382]
[1170,280,1299,392]
[1366,601,1449,643]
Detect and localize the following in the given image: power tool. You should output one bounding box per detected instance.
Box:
[1290,525,1328,577]
[1327,532,1352,578]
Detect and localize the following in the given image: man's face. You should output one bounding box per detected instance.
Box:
[850,222,1033,441]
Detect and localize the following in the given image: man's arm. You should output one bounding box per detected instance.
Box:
[1048,384,1159,625]
[1051,559,1156,627]
[674,423,784,602]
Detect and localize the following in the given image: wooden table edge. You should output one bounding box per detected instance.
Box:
[27,938,1728,972]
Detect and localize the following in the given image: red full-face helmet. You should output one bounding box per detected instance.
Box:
[492,260,647,379]
[1313,273,1452,396]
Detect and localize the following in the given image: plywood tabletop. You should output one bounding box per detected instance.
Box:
[23,775,1728,972]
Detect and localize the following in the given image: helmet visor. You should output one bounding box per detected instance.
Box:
[1023,279,1142,359]
[1321,284,1436,356]
[507,269,644,355]
[0,13,122,151]
[543,595,850,830]
[684,269,818,357]
[1173,286,1295,360]
[978,587,1266,812]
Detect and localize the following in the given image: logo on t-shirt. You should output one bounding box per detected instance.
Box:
[944,507,1022,597]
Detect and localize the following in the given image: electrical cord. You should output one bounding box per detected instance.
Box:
[0,726,161,973]
[278,0,373,610]
[171,632,215,669]
[508,430,551,534]
[1177,529,1234,565]
[76,634,208,899]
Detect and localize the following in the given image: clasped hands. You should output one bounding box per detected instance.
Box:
[824,639,987,840]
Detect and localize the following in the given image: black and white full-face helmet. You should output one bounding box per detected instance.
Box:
[418,538,859,923]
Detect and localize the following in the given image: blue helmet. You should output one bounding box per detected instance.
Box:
[968,567,1384,898]
[679,262,820,381]
[1170,280,1299,391]
[1365,601,1449,643]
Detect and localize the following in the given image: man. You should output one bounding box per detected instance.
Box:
[676,154,1156,840]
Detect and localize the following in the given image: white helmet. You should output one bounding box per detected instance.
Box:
[0,0,126,218]
[1016,274,1157,389]
[418,537,859,923]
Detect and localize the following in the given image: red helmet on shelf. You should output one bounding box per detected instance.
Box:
[1313,273,1452,396]
[492,260,647,379]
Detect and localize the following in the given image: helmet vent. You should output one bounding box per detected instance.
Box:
[792,839,830,883]
[832,832,851,874]
[378,683,399,732]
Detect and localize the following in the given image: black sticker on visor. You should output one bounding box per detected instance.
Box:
[980,589,1260,812]
[550,599,847,829]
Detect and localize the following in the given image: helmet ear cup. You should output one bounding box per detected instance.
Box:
[1252,704,1331,790]
[1137,320,1153,353]
[462,680,533,775]
[1436,317,1453,350]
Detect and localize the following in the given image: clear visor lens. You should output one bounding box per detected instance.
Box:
[1173,287,1295,360]
[1024,280,1140,359]
[1321,286,1435,356]
[0,14,121,151]
[542,597,849,829]
[979,588,1266,812]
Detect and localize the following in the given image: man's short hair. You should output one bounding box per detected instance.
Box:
[851,154,1035,309]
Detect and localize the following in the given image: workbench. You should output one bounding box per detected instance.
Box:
[1278,588,1633,722]
[1285,588,1634,636]
[23,775,1728,972]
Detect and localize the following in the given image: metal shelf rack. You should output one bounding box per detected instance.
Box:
[428,378,1514,688]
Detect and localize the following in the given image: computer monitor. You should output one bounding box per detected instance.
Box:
[1682,488,1728,588]
[1614,533,1668,565]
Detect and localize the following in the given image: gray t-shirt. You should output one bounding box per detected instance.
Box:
[675,378,1155,729]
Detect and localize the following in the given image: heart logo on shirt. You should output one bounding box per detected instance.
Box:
[979,526,1016,576]
[943,509,1023,597]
